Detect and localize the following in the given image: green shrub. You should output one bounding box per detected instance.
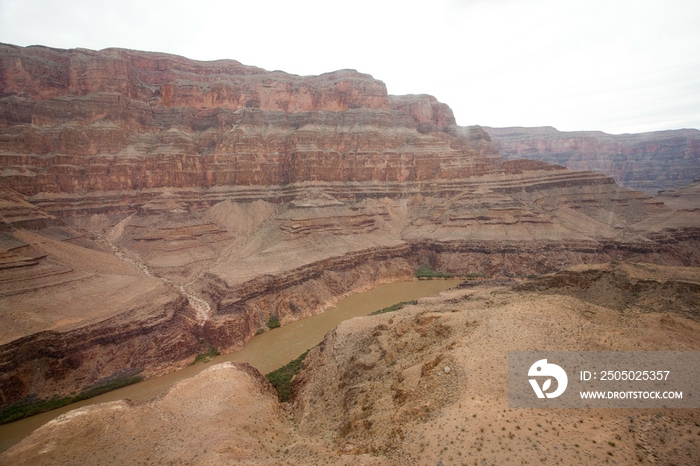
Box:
[0,374,143,424]
[266,315,281,329]
[192,344,220,365]
[370,300,417,315]
[415,265,454,279]
[266,350,309,402]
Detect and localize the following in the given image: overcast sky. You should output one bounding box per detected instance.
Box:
[1,0,698,134]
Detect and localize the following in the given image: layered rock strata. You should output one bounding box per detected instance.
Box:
[0,44,699,409]
[484,126,700,194]
[0,43,492,196]
[0,226,200,407]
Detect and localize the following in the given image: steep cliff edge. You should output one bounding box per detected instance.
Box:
[484,126,700,195]
[1,44,699,410]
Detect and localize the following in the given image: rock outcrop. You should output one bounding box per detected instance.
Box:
[1,362,294,465]
[0,43,699,411]
[484,126,700,195]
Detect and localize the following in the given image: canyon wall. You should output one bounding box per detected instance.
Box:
[0,43,492,197]
[484,126,700,195]
[1,44,699,408]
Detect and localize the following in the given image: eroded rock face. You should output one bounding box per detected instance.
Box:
[0,227,201,407]
[484,126,700,195]
[0,44,699,410]
[0,43,495,196]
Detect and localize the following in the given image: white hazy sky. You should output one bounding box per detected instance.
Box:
[1,0,698,134]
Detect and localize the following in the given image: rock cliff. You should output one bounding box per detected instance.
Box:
[0,43,491,196]
[484,126,700,195]
[0,44,699,411]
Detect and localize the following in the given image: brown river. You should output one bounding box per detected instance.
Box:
[0,279,460,453]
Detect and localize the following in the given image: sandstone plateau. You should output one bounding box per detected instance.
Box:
[484,126,700,195]
[0,43,699,463]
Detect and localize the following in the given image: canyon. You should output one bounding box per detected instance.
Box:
[3,262,700,465]
[0,43,699,464]
[484,126,700,195]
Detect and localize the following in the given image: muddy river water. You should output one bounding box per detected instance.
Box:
[0,279,461,453]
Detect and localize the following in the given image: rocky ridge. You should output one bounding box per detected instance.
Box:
[484,126,700,195]
[0,44,699,411]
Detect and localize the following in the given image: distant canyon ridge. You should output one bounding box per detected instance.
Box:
[484,126,700,195]
[0,43,699,410]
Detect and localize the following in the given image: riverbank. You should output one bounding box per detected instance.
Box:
[0,279,461,454]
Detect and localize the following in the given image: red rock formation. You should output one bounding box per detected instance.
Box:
[484,126,700,194]
[0,43,498,197]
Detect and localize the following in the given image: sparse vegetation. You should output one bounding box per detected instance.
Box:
[266,349,309,402]
[267,315,281,329]
[414,265,485,280]
[0,374,143,424]
[369,300,417,315]
[415,265,455,279]
[192,343,220,364]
